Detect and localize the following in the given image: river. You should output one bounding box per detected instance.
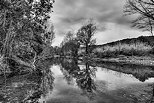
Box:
[0,58,154,103]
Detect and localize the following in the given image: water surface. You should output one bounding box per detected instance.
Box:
[0,58,154,103]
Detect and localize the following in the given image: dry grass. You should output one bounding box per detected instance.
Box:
[93,42,153,57]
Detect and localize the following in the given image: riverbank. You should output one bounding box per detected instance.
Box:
[94,55,154,66]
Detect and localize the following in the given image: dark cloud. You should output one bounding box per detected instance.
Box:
[115,16,132,25]
[60,17,85,24]
[53,0,127,24]
[51,0,144,46]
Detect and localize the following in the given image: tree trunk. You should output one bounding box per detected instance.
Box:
[86,43,89,55]
[2,20,13,58]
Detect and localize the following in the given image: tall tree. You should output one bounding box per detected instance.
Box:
[77,20,96,55]
[124,0,154,35]
[0,0,55,71]
[60,31,80,57]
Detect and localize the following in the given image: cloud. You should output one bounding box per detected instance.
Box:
[94,23,149,45]
[53,0,128,24]
[51,0,148,46]
[51,0,131,33]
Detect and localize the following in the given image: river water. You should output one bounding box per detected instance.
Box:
[0,58,154,103]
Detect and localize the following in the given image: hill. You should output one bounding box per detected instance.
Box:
[91,36,154,57]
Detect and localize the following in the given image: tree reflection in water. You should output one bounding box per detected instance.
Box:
[60,58,97,99]
[0,58,154,102]
[0,58,54,103]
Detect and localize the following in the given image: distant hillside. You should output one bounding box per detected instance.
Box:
[91,36,154,57]
[95,36,154,47]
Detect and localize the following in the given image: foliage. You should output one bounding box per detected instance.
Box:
[60,31,80,57]
[0,0,55,73]
[53,46,61,55]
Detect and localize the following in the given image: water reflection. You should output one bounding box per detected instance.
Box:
[0,58,154,103]
[60,58,97,99]
[0,58,54,103]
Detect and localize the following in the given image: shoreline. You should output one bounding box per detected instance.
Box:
[54,55,154,66]
[94,55,154,66]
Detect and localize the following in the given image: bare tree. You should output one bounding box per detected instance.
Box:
[76,20,96,55]
[124,0,154,36]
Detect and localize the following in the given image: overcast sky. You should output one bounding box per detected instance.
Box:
[51,0,149,46]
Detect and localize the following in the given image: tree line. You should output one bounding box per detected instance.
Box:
[58,20,97,58]
[0,0,55,74]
